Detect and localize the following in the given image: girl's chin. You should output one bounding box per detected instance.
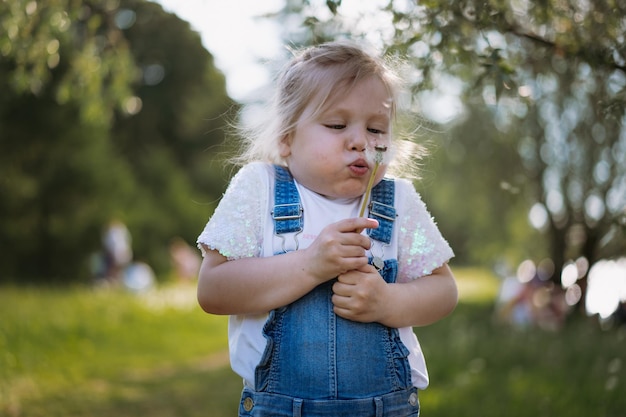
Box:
[302,177,368,200]
[322,186,368,200]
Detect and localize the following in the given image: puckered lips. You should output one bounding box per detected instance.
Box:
[348,158,369,176]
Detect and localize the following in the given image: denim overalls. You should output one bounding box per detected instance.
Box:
[239,166,420,417]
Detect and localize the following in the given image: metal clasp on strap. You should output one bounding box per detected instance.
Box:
[369,201,396,222]
[275,232,302,253]
[272,203,303,221]
[272,203,303,253]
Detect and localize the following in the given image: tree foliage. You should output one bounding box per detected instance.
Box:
[0,0,135,125]
[276,0,626,305]
[382,0,626,270]
[0,0,232,282]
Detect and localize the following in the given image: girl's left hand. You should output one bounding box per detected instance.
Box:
[332,264,389,323]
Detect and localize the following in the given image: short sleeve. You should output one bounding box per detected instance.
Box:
[396,179,454,282]
[196,162,269,260]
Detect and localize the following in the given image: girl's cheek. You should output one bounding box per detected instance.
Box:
[376,165,389,182]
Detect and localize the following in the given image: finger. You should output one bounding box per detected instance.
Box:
[333,305,353,320]
[335,217,379,233]
[336,244,368,258]
[332,281,349,297]
[335,232,373,251]
[336,270,359,285]
[331,291,353,311]
[356,263,378,274]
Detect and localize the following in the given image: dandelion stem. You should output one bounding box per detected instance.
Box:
[359,163,379,218]
[358,145,387,218]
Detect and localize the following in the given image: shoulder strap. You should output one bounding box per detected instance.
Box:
[272,165,394,244]
[272,165,303,235]
[367,178,396,244]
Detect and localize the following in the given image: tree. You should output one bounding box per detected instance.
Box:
[275,0,626,310]
[0,0,135,126]
[0,0,136,281]
[0,0,232,282]
[389,0,626,309]
[110,0,234,273]
[421,105,541,266]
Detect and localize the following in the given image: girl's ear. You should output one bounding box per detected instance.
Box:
[278,134,292,158]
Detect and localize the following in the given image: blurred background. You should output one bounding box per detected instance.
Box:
[1,0,625,416]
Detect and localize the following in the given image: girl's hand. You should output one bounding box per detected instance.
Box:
[302,217,378,284]
[334,264,458,328]
[332,264,389,323]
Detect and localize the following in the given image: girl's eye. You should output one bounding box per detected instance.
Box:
[368,128,384,134]
[325,124,345,130]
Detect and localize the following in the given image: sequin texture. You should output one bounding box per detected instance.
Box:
[396,179,454,283]
[196,163,268,259]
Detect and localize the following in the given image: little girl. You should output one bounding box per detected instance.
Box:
[197,41,457,417]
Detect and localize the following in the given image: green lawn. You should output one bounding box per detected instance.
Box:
[1,269,624,416]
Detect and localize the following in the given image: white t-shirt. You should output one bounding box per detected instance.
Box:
[197,162,454,389]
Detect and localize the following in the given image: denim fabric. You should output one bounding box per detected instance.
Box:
[367,177,396,244]
[254,259,412,399]
[272,166,303,235]
[244,166,415,416]
[239,387,420,417]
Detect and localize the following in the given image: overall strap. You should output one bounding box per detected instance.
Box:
[367,178,396,244]
[272,165,303,240]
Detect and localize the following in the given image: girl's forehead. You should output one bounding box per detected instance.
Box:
[313,76,393,116]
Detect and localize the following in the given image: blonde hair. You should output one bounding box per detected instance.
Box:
[232,40,424,177]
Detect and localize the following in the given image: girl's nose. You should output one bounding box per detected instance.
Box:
[348,129,367,152]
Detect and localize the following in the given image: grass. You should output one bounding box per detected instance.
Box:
[418,304,625,417]
[0,283,236,417]
[1,269,625,416]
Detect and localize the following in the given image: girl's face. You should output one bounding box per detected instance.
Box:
[279,76,392,199]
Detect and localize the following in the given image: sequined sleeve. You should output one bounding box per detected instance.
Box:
[196,162,269,260]
[396,179,454,283]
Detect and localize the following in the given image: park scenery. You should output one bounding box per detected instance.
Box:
[1,269,625,416]
[1,1,625,416]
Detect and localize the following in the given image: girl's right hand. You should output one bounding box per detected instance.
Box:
[302,217,378,283]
